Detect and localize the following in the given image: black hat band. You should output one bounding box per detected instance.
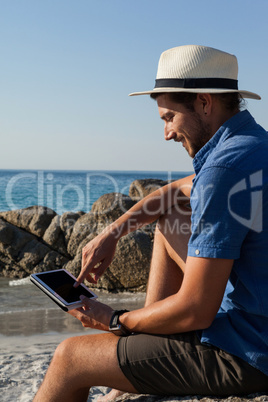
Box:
[154,78,238,90]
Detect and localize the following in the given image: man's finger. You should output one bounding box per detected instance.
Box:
[92,259,111,280]
[80,295,97,309]
[67,307,84,318]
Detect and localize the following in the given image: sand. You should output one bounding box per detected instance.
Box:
[0,331,109,402]
[1,332,267,402]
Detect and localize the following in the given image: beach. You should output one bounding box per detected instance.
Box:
[0,276,147,401]
[1,281,268,402]
[1,333,267,402]
[1,331,92,402]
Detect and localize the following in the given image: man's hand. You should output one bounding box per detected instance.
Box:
[68,296,114,332]
[75,229,118,286]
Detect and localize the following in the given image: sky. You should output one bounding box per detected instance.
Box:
[0,0,267,172]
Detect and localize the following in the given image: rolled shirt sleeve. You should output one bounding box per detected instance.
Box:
[188,166,262,259]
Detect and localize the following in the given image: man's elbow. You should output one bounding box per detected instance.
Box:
[199,311,218,330]
[185,311,216,332]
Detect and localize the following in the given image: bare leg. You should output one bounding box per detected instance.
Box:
[33,333,137,402]
[145,205,191,306]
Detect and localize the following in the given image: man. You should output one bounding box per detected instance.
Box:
[34,45,268,402]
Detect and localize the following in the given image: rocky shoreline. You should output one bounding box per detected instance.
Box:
[111,393,268,402]
[0,178,168,290]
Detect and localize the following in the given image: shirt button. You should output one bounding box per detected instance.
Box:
[195,249,200,255]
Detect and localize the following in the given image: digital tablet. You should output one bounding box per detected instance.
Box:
[30,269,97,311]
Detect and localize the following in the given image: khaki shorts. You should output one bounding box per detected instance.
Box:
[117,331,268,396]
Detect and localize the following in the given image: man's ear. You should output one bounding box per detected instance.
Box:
[195,93,213,116]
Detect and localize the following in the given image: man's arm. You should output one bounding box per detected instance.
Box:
[76,174,194,285]
[109,173,194,237]
[71,257,233,335]
[120,257,234,334]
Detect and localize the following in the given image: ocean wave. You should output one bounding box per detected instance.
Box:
[0,305,57,315]
[9,276,31,286]
[102,293,146,303]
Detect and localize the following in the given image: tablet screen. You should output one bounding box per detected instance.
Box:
[36,270,95,303]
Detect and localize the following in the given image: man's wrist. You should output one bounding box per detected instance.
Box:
[109,310,130,336]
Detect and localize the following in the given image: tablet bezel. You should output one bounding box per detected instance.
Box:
[30,269,97,311]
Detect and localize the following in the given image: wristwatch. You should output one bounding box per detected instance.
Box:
[109,310,130,336]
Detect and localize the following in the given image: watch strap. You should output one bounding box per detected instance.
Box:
[109,309,130,336]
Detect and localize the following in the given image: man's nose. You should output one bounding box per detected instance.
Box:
[165,129,176,141]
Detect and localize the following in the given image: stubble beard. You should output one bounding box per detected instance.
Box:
[187,112,213,158]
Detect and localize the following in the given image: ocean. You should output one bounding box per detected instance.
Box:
[0,169,191,215]
[0,169,190,337]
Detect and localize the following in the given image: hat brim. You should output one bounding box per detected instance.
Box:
[129,87,261,100]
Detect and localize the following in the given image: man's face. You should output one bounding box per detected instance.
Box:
[157,94,212,158]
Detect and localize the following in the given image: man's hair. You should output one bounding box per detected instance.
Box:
[150,92,244,112]
[150,92,197,111]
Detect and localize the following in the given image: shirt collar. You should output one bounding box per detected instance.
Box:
[192,110,253,174]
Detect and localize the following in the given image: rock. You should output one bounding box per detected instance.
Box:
[68,193,136,259]
[66,230,152,291]
[60,211,84,244]
[0,218,14,245]
[0,218,38,263]
[65,192,153,291]
[33,251,69,274]
[0,217,68,277]
[91,192,136,217]
[64,232,96,276]
[0,253,25,278]
[0,206,57,237]
[43,215,70,258]
[101,393,268,402]
[91,192,136,231]
[101,230,152,291]
[17,239,50,272]
[129,179,169,201]
[67,213,98,257]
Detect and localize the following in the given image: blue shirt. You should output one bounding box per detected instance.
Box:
[188,110,268,375]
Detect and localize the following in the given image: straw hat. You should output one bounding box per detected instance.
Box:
[129,45,260,100]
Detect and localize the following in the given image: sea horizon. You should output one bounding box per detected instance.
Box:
[0,169,192,215]
[0,167,193,173]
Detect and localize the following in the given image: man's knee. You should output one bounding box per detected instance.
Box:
[157,205,192,238]
[53,337,76,367]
